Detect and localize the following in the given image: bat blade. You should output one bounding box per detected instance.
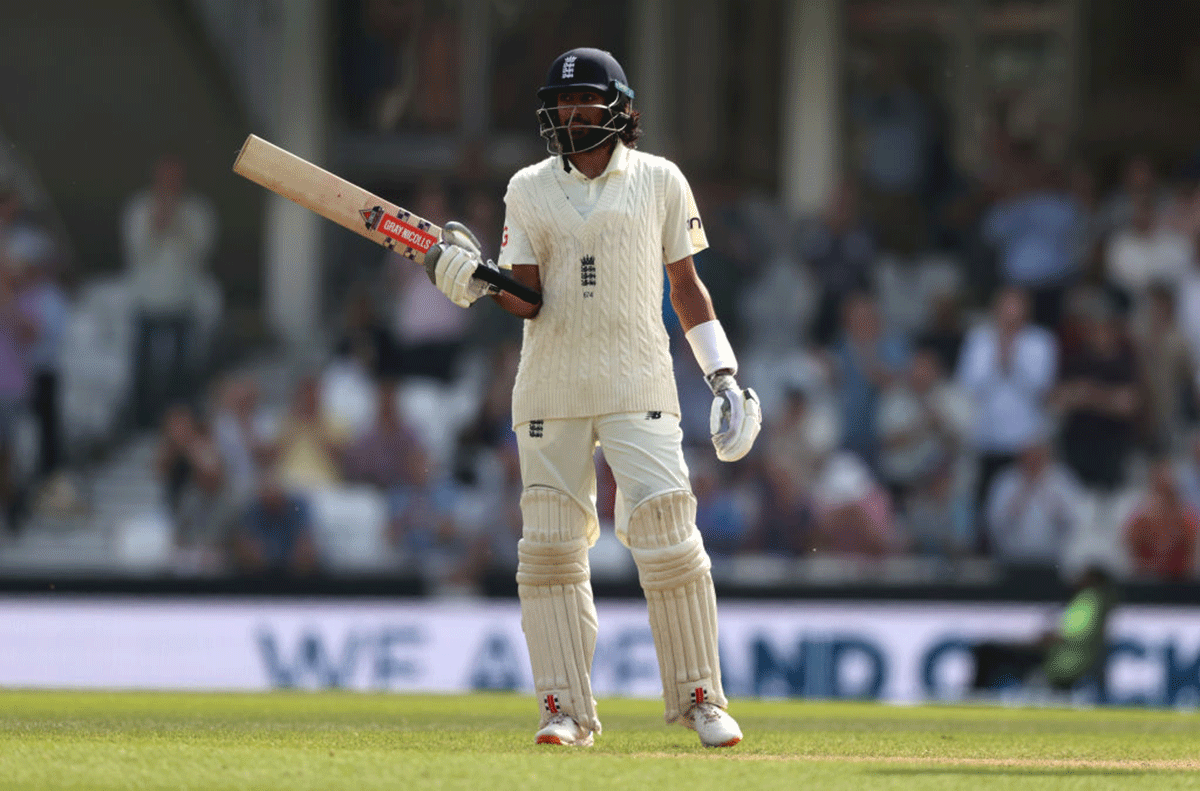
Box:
[233,134,441,263]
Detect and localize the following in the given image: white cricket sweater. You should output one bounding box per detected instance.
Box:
[499,145,707,424]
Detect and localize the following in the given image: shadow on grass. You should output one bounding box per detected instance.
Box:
[870,767,1155,778]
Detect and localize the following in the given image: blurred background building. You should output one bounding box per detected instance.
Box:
[0,0,1198,614]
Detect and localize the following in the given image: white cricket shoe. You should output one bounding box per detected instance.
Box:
[684,703,743,747]
[535,713,594,747]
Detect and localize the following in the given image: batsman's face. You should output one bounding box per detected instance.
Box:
[556,90,605,136]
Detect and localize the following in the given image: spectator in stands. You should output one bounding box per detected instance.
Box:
[1104,192,1191,307]
[737,326,832,429]
[735,249,817,357]
[957,287,1058,525]
[751,460,815,556]
[809,450,898,557]
[386,182,469,382]
[342,379,426,490]
[984,435,1087,566]
[849,51,934,255]
[453,339,519,486]
[761,382,896,559]
[231,468,319,577]
[0,180,45,249]
[155,402,227,572]
[981,143,1084,329]
[0,254,37,535]
[874,256,963,342]
[1066,161,1106,283]
[751,383,839,555]
[1098,154,1173,238]
[877,344,974,503]
[1123,456,1199,581]
[829,291,910,469]
[902,456,976,558]
[212,374,270,507]
[796,179,876,345]
[1052,288,1141,492]
[269,374,350,492]
[121,154,217,429]
[454,434,524,587]
[763,382,840,493]
[1161,179,1200,240]
[1175,429,1200,518]
[692,456,753,557]
[1134,282,1194,449]
[1177,226,1200,352]
[917,290,967,375]
[333,286,399,379]
[8,228,69,488]
[388,456,463,581]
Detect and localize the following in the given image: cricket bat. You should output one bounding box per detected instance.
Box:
[232,134,540,304]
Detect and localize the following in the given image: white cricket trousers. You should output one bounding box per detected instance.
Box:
[515,411,692,544]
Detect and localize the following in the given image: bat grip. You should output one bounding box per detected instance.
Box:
[474,264,542,305]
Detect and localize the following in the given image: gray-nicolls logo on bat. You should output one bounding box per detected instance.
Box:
[360,205,384,230]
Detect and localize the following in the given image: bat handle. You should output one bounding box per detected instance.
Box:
[474,263,542,305]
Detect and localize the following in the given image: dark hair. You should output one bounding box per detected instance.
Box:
[618,106,642,148]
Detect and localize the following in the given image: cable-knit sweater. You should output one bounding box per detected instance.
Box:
[499,145,708,424]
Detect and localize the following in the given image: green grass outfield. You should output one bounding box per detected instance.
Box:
[0,691,1197,790]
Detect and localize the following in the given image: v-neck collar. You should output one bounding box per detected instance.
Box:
[544,142,630,229]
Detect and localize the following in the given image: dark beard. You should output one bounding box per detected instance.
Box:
[556,124,612,154]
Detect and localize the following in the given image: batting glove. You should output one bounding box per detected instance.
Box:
[426,221,498,308]
[707,372,762,462]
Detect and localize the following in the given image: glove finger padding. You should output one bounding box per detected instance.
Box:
[433,243,483,307]
[427,220,484,292]
[442,220,483,257]
[710,387,761,462]
[710,387,744,438]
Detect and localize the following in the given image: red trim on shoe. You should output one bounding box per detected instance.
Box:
[537,734,565,745]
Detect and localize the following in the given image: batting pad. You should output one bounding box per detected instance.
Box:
[626,489,727,723]
[516,486,602,734]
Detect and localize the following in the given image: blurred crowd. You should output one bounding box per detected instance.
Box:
[4,19,1200,589]
[138,131,1200,589]
[0,179,74,535]
[0,152,221,541]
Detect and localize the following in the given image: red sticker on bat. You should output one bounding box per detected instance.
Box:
[377,215,438,253]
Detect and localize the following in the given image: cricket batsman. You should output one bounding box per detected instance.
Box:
[426,47,761,747]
